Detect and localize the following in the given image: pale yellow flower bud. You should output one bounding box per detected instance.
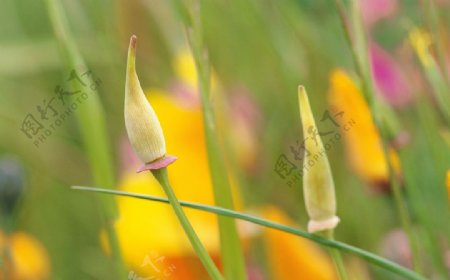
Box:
[298,86,340,233]
[124,35,166,164]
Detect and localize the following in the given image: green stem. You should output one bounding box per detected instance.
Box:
[416,0,450,125]
[181,1,247,279]
[422,0,450,88]
[380,139,422,273]
[151,168,224,280]
[45,0,125,278]
[104,217,125,277]
[339,0,422,273]
[349,0,375,108]
[333,0,364,84]
[72,186,427,280]
[325,230,349,280]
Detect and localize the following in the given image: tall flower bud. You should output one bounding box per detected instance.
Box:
[124,35,166,164]
[298,86,340,233]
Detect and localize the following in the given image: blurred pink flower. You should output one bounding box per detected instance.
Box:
[436,0,450,5]
[246,262,265,280]
[380,229,412,268]
[119,136,141,173]
[227,88,262,171]
[370,43,412,106]
[361,0,399,28]
[169,82,200,109]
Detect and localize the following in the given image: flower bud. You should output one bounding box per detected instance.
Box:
[124,35,166,164]
[297,86,339,233]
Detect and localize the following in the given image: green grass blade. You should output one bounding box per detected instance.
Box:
[172,1,247,279]
[46,0,125,278]
[72,186,427,280]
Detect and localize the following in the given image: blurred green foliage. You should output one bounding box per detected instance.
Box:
[0,0,449,279]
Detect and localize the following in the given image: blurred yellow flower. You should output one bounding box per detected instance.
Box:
[108,91,224,278]
[262,207,337,280]
[174,49,198,90]
[328,69,400,188]
[174,49,218,92]
[173,50,259,170]
[0,231,50,280]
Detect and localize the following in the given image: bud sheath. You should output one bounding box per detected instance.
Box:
[298,86,339,233]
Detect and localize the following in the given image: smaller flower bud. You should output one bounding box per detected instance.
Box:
[124,35,166,164]
[298,86,340,233]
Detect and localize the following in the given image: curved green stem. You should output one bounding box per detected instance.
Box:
[151,168,223,280]
[72,186,427,280]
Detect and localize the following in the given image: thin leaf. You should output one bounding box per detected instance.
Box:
[72,186,426,280]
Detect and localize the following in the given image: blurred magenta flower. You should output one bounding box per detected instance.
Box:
[370,43,412,106]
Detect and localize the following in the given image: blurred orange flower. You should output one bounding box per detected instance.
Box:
[262,207,337,280]
[328,69,400,189]
[0,231,50,280]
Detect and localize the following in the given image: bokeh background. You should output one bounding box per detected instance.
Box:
[1,0,450,279]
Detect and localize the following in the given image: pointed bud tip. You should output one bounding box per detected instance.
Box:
[297,85,311,113]
[130,35,137,50]
[127,35,137,71]
[298,85,308,102]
